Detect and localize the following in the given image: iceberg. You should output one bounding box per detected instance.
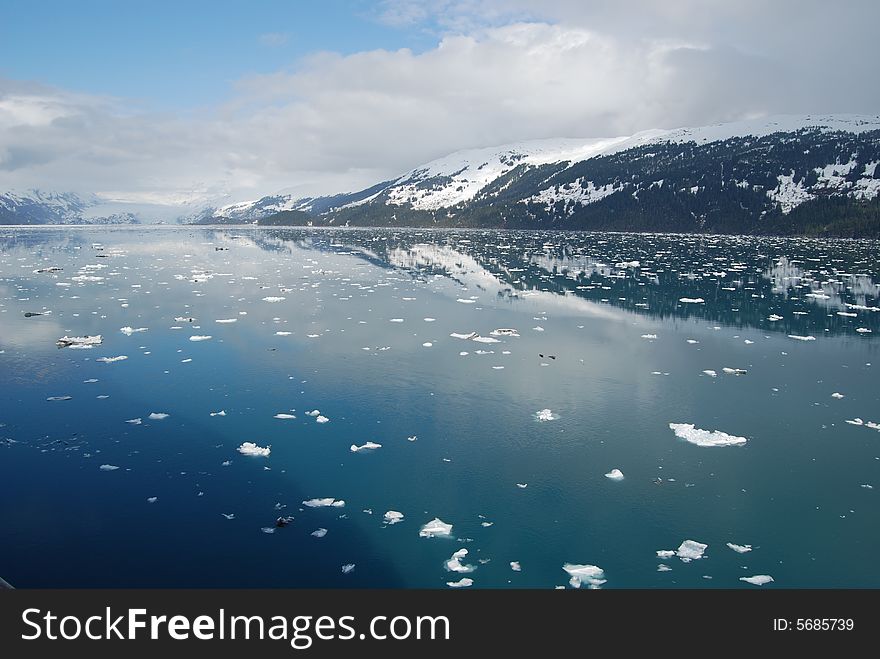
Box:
[189,335,212,341]
[535,409,558,422]
[726,543,752,553]
[740,575,774,586]
[419,517,453,538]
[120,327,147,335]
[148,412,169,420]
[669,423,748,447]
[445,548,476,573]
[679,297,705,303]
[302,498,345,508]
[383,511,404,525]
[788,335,816,341]
[563,564,606,589]
[57,335,102,348]
[604,469,624,481]
[262,296,286,302]
[311,528,328,538]
[96,355,127,363]
[99,464,119,471]
[238,442,271,457]
[273,413,296,419]
[446,578,473,588]
[676,540,708,561]
[510,561,522,572]
[350,441,382,452]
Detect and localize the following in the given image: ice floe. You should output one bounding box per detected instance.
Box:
[120,327,147,335]
[148,412,169,420]
[303,498,345,508]
[125,418,142,425]
[99,464,119,471]
[510,561,522,572]
[831,392,844,399]
[490,328,520,337]
[383,511,404,525]
[273,413,296,419]
[96,355,127,363]
[147,497,158,504]
[311,528,328,538]
[215,318,237,324]
[446,578,473,588]
[604,469,625,481]
[669,423,748,447]
[702,370,717,377]
[563,564,606,589]
[341,564,355,574]
[535,409,558,422]
[238,442,271,457]
[262,296,286,302]
[419,517,453,537]
[675,540,708,561]
[722,367,747,375]
[726,543,752,553]
[679,297,705,303]
[445,548,476,573]
[788,335,816,341]
[315,415,329,423]
[56,335,102,348]
[350,441,382,452]
[740,575,774,586]
[210,410,226,416]
[189,335,212,341]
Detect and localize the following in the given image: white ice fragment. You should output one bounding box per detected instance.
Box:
[456,299,475,304]
[350,441,382,452]
[147,497,158,504]
[445,548,476,573]
[422,342,433,347]
[669,423,748,447]
[516,483,528,489]
[215,318,237,324]
[676,540,708,561]
[148,412,169,420]
[679,297,705,303]
[125,418,142,425]
[768,314,783,321]
[604,469,624,481]
[740,575,774,586]
[656,550,675,559]
[189,335,212,341]
[96,355,127,363]
[238,442,271,457]
[856,327,872,333]
[535,409,558,422]
[262,296,286,302]
[99,464,119,471]
[722,367,747,375]
[831,393,844,399]
[450,332,478,340]
[490,328,520,337]
[657,564,672,572]
[788,335,816,341]
[419,517,453,538]
[726,542,753,553]
[446,578,473,588]
[510,561,522,572]
[563,564,606,589]
[311,528,328,538]
[389,318,404,323]
[303,498,345,508]
[210,410,226,417]
[305,409,320,416]
[383,511,404,525]
[120,327,147,335]
[702,370,717,377]
[641,334,658,339]
[273,413,296,419]
[315,415,329,423]
[341,564,355,574]
[275,331,292,336]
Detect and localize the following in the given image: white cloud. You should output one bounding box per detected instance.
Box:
[1,3,878,215]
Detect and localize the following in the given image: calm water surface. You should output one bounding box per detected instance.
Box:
[0,227,878,588]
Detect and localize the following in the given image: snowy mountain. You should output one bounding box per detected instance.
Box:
[0,190,139,225]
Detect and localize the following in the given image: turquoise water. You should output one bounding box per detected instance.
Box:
[1,227,878,588]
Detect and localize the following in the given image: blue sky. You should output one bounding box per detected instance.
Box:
[1,1,877,209]
[0,0,440,108]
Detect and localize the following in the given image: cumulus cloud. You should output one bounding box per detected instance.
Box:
[1,2,878,211]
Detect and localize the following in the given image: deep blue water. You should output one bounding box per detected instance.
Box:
[1,227,878,588]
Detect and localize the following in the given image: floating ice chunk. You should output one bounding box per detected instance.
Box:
[96,355,128,363]
[221,460,232,466]
[189,335,212,341]
[446,578,473,588]
[83,379,98,383]
[261,527,276,534]
[120,327,147,335]
[686,339,699,344]
[407,435,417,442]
[422,342,433,347]
[125,418,142,425]
[174,317,195,323]
[856,327,872,333]
[676,540,708,561]
[238,442,271,457]
[389,318,404,323]
[450,332,478,340]
[845,418,864,426]
[147,497,158,504]
[768,314,783,321]
[490,328,520,337]
[510,561,522,572]
[722,367,747,375]
[679,297,705,303]
[99,464,119,471]
[350,441,382,452]
[305,410,320,417]
[456,299,475,304]
[788,335,816,341]
[221,513,235,520]
[275,331,292,336]
[743,340,754,345]
[315,415,329,423]
[424,317,435,322]
[657,564,672,572]
[472,336,499,344]
[445,548,476,573]
[419,517,453,538]
[303,498,345,508]
[726,543,752,553]
[535,409,557,422]
[563,564,606,589]
[306,334,320,338]
[57,335,103,348]
[669,423,747,447]
[262,296,285,302]
[641,334,658,339]
[311,528,327,538]
[831,393,844,399]
[383,511,404,525]
[532,326,545,332]
[148,412,169,420]
[740,575,774,586]
[210,410,226,416]
[516,483,528,489]
[341,564,355,574]
[215,318,237,324]
[46,395,72,401]
[481,521,493,527]
[656,550,675,559]
[273,413,296,419]
[702,370,717,377]
[604,469,625,481]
